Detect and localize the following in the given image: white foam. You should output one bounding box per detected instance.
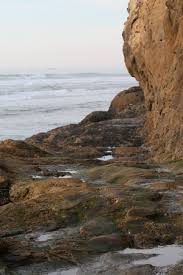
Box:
[97,155,114,161]
[48,269,78,275]
[0,73,136,140]
[37,233,54,242]
[64,170,78,174]
[59,175,72,179]
[156,167,171,173]
[32,175,45,179]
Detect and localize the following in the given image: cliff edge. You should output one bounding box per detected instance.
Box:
[123,0,183,160]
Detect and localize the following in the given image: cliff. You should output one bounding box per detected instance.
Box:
[123,0,183,160]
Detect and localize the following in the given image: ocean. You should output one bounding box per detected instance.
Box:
[0,73,137,141]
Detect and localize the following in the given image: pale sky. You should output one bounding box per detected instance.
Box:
[0,0,129,73]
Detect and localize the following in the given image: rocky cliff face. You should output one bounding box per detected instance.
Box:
[123,0,183,160]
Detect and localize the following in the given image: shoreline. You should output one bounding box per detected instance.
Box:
[0,86,182,274]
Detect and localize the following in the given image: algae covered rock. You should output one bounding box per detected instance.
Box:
[80,217,116,238]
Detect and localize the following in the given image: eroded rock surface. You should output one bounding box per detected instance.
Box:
[123,0,183,160]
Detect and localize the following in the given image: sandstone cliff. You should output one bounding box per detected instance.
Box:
[123,0,183,160]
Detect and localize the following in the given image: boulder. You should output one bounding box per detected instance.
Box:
[109,87,144,115]
[80,111,112,125]
[0,139,48,158]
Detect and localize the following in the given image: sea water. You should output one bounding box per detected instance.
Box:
[0,72,136,140]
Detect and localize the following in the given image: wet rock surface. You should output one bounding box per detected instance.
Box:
[26,87,145,162]
[0,158,182,274]
[0,87,182,274]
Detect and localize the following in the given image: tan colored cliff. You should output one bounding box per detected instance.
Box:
[123,0,183,160]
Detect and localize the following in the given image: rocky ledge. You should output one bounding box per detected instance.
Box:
[26,86,146,161]
[0,86,183,274]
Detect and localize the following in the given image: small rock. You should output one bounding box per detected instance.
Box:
[126,207,157,220]
[118,264,156,275]
[80,111,112,125]
[80,218,116,238]
[40,169,72,178]
[133,233,158,249]
[88,234,131,253]
[0,176,10,189]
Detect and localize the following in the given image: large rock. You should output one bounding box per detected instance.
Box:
[0,140,48,158]
[1,178,108,233]
[27,111,144,155]
[109,86,144,115]
[123,0,183,160]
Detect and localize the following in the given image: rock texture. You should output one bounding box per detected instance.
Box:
[0,85,183,272]
[123,0,183,160]
[109,86,144,116]
[0,140,48,158]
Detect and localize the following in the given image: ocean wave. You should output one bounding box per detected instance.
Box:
[0,72,128,80]
[0,73,137,140]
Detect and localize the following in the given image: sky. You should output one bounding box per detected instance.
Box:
[0,0,129,73]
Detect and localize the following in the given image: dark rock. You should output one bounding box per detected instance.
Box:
[126,207,157,220]
[80,217,116,238]
[26,86,145,160]
[133,233,158,249]
[80,111,112,125]
[118,265,156,275]
[40,169,71,178]
[168,260,183,275]
[88,234,131,253]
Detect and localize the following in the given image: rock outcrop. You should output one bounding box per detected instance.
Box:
[123,0,183,160]
[26,87,145,161]
[0,140,48,158]
[0,87,183,273]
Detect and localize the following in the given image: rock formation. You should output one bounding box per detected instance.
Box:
[0,2,183,272]
[0,140,48,158]
[26,87,145,162]
[123,0,183,160]
[109,86,145,116]
[0,87,183,273]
